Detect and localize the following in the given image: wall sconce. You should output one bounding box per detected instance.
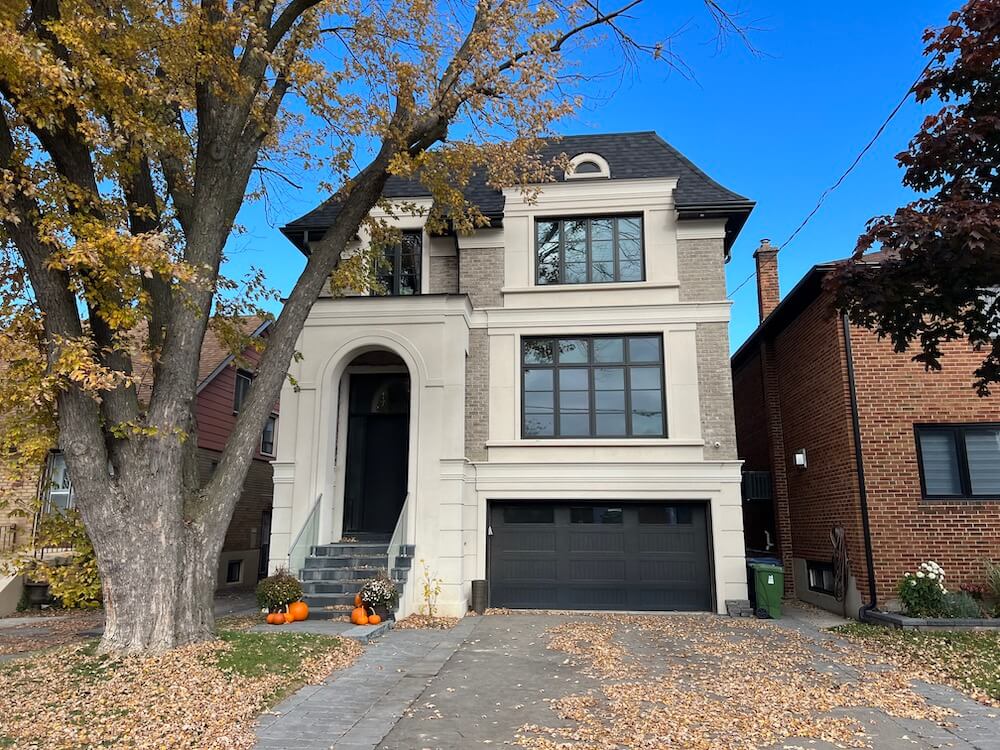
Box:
[793,449,808,469]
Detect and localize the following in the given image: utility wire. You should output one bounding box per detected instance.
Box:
[726,56,935,301]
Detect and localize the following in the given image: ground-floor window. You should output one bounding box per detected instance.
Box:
[915,423,1000,499]
[807,560,835,595]
[226,559,243,584]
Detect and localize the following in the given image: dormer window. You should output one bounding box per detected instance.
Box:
[565,152,611,180]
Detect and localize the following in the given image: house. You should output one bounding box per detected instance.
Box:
[732,243,1000,616]
[268,131,755,618]
[0,316,277,610]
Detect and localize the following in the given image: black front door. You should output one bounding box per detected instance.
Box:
[343,373,410,535]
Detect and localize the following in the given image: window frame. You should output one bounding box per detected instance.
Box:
[913,423,1000,500]
[375,229,422,296]
[260,413,278,457]
[806,560,835,595]
[534,215,646,286]
[233,370,253,414]
[42,450,75,513]
[520,334,667,439]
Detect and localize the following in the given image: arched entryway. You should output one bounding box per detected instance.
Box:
[341,350,411,538]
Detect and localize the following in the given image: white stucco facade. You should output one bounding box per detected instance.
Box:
[270,145,750,617]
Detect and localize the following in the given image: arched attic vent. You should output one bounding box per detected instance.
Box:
[565,152,611,180]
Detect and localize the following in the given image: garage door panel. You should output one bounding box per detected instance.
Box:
[568,532,625,553]
[568,559,626,581]
[496,530,557,552]
[497,558,559,580]
[490,502,711,612]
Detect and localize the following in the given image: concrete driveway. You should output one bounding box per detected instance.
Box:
[381,613,998,750]
[256,611,999,750]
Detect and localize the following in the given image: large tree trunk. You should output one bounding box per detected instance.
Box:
[69,435,228,654]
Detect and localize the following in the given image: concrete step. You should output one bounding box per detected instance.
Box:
[300,567,386,581]
[304,586,403,609]
[311,543,389,557]
[303,554,387,569]
[303,580,392,595]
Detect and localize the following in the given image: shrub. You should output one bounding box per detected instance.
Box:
[12,510,102,609]
[940,591,982,619]
[360,572,398,609]
[897,560,947,617]
[256,568,302,611]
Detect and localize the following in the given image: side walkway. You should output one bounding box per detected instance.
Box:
[254,618,479,750]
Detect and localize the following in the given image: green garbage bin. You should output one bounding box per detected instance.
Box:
[749,562,784,619]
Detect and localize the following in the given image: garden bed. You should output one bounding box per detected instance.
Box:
[863,608,1000,631]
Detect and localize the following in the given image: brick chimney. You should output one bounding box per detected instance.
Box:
[754,239,780,321]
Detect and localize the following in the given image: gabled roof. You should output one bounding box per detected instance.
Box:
[281,131,754,254]
[731,251,891,368]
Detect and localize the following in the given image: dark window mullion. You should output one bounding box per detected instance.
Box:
[558,221,566,284]
[612,218,620,282]
[623,363,634,437]
[955,426,974,496]
[585,218,593,284]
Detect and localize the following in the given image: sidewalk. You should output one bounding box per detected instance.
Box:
[254,617,478,750]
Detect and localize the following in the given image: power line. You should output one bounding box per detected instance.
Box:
[726,56,935,301]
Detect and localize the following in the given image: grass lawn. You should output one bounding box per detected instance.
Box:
[834,623,1000,704]
[0,625,362,749]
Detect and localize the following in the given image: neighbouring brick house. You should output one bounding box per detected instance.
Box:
[732,243,1000,616]
[270,131,754,618]
[0,317,277,592]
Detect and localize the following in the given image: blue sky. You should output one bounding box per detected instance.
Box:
[229,0,955,350]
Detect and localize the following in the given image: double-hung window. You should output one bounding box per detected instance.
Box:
[915,424,1000,499]
[261,414,278,456]
[234,370,253,413]
[375,230,422,296]
[536,216,643,285]
[522,334,666,438]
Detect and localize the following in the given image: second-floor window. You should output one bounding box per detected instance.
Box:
[536,216,643,285]
[916,424,1000,498]
[261,414,278,456]
[522,334,666,438]
[43,451,74,513]
[233,370,253,413]
[375,231,422,296]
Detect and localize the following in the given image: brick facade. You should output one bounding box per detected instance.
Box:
[733,268,1000,609]
[458,246,504,461]
[0,464,40,555]
[851,332,1000,601]
[429,255,459,294]
[677,238,738,459]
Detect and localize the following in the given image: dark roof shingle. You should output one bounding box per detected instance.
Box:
[282,131,753,252]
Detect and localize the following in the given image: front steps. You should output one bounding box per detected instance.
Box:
[299,541,415,615]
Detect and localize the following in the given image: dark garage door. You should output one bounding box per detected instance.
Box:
[489,502,712,611]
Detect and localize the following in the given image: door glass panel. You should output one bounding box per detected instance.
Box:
[503,505,554,524]
[570,506,623,524]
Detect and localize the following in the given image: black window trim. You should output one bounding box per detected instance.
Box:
[520,333,667,439]
[375,229,423,296]
[534,214,646,286]
[913,422,1000,500]
[806,560,835,596]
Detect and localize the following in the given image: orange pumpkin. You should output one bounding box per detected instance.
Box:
[288,601,309,621]
[283,611,296,624]
[266,612,280,625]
[354,593,362,607]
[351,606,368,625]
[367,614,381,625]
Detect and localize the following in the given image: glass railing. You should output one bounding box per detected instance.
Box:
[287,493,322,576]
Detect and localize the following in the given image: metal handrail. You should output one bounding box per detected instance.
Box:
[287,493,322,576]
[386,493,410,578]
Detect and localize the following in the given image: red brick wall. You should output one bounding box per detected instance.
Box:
[733,289,871,601]
[0,464,40,553]
[851,330,1000,600]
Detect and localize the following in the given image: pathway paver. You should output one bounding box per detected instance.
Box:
[254,617,478,750]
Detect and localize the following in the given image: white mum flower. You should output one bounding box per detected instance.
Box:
[916,571,925,578]
[910,580,917,587]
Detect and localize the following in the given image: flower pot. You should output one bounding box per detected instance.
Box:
[372,604,393,622]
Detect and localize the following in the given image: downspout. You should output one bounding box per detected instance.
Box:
[842,313,878,617]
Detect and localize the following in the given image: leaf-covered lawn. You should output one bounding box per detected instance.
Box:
[834,623,1000,703]
[0,628,362,749]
